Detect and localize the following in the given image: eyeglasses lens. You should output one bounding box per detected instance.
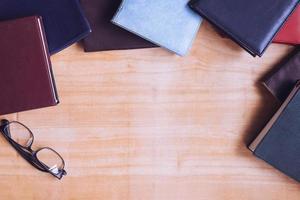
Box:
[36,148,64,175]
[5,122,33,148]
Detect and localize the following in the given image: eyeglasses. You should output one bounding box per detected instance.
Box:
[0,119,67,180]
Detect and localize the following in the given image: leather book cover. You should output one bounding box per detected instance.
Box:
[274,6,300,45]
[249,82,300,183]
[81,0,156,52]
[0,0,91,54]
[112,0,202,56]
[0,16,59,115]
[263,48,300,101]
[189,0,300,57]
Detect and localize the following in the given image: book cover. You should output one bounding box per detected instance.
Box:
[263,48,300,101]
[112,0,202,56]
[81,0,156,52]
[249,82,300,182]
[274,6,300,45]
[0,16,59,115]
[189,0,300,56]
[0,0,91,54]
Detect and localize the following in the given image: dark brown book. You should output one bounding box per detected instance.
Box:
[0,16,59,115]
[81,0,157,52]
[263,47,300,101]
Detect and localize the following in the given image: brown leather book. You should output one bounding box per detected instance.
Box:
[0,16,59,115]
[81,0,156,52]
[263,47,300,101]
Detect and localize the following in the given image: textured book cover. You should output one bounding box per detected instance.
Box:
[274,6,300,45]
[249,82,300,182]
[189,0,300,56]
[0,16,59,115]
[0,0,91,54]
[263,48,300,101]
[81,0,156,52]
[112,0,202,56]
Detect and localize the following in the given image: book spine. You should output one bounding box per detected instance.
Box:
[37,16,59,105]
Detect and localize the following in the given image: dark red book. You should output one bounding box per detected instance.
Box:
[0,16,59,115]
[274,6,300,45]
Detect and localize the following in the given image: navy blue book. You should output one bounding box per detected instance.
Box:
[189,0,300,57]
[249,81,300,182]
[0,0,91,54]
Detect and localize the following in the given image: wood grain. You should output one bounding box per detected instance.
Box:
[1,21,299,199]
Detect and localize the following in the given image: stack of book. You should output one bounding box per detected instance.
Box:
[0,0,92,114]
[250,48,300,183]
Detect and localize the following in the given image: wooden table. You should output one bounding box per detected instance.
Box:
[1,21,299,199]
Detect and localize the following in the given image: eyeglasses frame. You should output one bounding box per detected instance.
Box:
[0,119,67,180]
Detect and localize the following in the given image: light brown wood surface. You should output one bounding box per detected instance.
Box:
[1,22,299,199]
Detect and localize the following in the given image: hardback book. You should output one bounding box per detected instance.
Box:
[0,16,59,115]
[0,0,91,54]
[249,81,300,183]
[112,0,202,56]
[189,0,300,57]
[274,7,300,45]
[263,48,300,101]
[216,7,300,45]
[81,0,156,52]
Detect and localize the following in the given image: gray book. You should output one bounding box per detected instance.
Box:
[250,81,300,183]
[112,0,202,56]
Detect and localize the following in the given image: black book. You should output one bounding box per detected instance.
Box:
[249,81,300,182]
